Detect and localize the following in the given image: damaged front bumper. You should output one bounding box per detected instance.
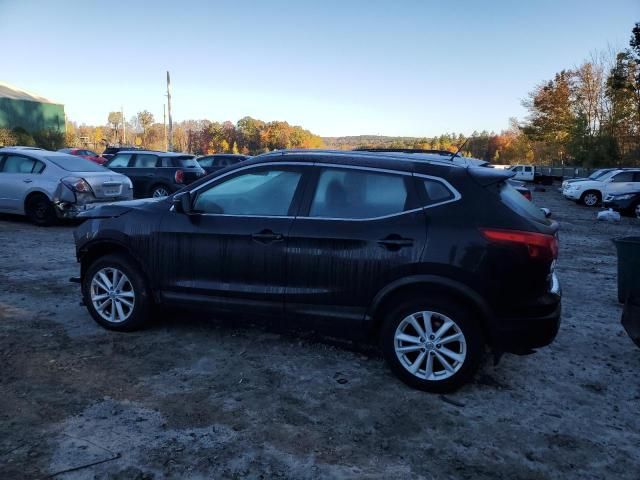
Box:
[53,183,133,219]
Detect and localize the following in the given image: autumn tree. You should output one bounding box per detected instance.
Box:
[107,111,123,144]
[136,110,155,146]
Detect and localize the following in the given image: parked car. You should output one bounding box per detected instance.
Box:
[101,146,145,161]
[563,169,640,206]
[58,148,107,165]
[73,149,561,392]
[604,190,640,217]
[0,147,133,225]
[560,168,616,191]
[104,150,206,198]
[197,154,251,175]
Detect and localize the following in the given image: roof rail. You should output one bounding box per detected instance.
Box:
[353,147,455,156]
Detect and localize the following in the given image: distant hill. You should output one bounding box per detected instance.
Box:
[322,135,426,150]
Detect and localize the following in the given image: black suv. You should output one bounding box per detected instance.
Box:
[74,150,561,392]
[105,150,205,198]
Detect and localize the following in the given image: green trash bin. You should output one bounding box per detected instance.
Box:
[612,236,640,303]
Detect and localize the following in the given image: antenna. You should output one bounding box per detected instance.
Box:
[166,71,173,152]
[449,137,470,161]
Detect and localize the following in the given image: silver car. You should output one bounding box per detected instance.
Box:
[0,147,133,225]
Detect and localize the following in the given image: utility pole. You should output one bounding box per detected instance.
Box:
[166,71,173,151]
[121,106,125,145]
[163,104,167,151]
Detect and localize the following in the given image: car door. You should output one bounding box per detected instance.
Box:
[0,154,44,212]
[156,163,309,316]
[284,164,426,334]
[605,171,636,196]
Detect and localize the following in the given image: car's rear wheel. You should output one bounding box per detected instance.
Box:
[25,193,57,226]
[150,184,171,198]
[83,254,151,331]
[580,190,601,207]
[381,297,484,392]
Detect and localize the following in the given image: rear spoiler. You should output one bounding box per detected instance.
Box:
[467,166,515,186]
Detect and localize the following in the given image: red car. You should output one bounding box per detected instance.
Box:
[58,148,107,165]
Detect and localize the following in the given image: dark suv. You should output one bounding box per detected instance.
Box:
[105,150,205,198]
[73,150,561,392]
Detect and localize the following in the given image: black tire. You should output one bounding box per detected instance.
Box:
[25,194,57,226]
[149,184,172,198]
[82,253,151,331]
[380,296,484,393]
[580,190,601,207]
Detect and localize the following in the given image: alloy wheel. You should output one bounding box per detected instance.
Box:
[152,187,170,198]
[584,193,598,206]
[90,267,136,323]
[394,311,467,381]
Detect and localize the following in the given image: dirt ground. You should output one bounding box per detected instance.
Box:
[1,187,639,480]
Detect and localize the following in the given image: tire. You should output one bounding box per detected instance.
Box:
[82,253,151,331]
[380,296,484,393]
[25,193,57,226]
[580,190,601,207]
[149,184,171,198]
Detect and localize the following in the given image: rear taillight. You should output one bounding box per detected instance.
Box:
[481,228,558,261]
[175,169,184,184]
[62,176,93,193]
[522,190,532,201]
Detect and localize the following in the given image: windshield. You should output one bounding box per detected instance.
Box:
[589,169,609,180]
[46,154,107,172]
[596,171,618,182]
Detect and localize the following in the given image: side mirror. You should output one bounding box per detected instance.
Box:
[173,191,192,214]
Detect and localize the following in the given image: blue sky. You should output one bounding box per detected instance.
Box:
[1,0,638,136]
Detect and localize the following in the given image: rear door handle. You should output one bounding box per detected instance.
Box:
[377,236,414,250]
[252,229,284,244]
[23,179,33,183]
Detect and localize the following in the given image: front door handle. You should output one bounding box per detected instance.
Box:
[377,235,414,251]
[252,229,284,244]
[23,179,33,183]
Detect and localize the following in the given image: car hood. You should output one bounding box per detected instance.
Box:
[567,180,604,189]
[76,197,167,219]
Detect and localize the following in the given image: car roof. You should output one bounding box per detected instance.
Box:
[114,150,193,157]
[0,148,79,160]
[199,153,248,158]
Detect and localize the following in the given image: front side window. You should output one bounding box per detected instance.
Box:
[133,154,158,168]
[611,172,634,183]
[107,154,132,168]
[309,168,408,219]
[194,168,302,216]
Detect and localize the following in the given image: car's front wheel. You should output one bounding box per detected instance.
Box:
[150,184,171,198]
[83,254,151,331]
[381,297,484,392]
[580,190,601,207]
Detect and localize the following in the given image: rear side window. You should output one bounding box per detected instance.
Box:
[107,154,132,168]
[500,182,546,221]
[309,168,408,219]
[197,157,213,168]
[133,154,158,168]
[0,155,44,173]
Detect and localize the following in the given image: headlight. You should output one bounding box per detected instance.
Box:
[62,176,93,193]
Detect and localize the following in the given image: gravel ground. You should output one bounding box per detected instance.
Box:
[1,187,639,480]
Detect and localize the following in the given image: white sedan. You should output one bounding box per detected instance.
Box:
[0,147,133,225]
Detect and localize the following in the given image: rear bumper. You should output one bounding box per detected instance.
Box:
[492,273,561,353]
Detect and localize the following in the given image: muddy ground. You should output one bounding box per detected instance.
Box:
[1,187,639,479]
